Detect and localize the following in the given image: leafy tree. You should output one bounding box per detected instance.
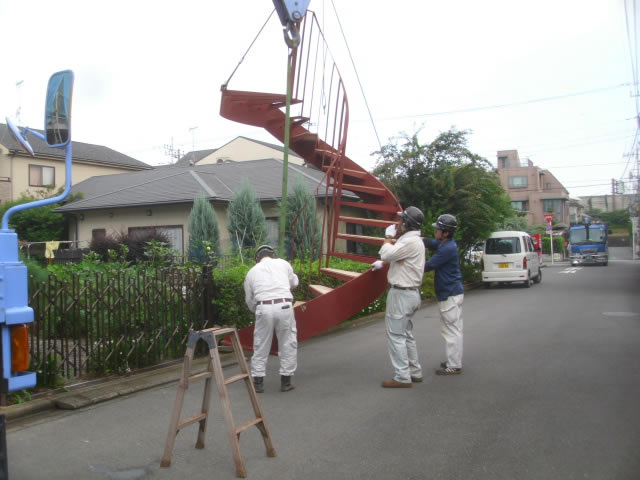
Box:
[227,179,267,254]
[373,128,513,257]
[0,188,80,242]
[585,208,631,229]
[187,193,220,262]
[284,175,321,260]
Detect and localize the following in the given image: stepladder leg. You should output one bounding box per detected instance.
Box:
[230,330,277,458]
[195,356,215,449]
[210,337,249,477]
[161,349,193,467]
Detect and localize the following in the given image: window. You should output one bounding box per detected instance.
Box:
[265,218,280,247]
[129,225,184,253]
[29,164,55,187]
[498,156,508,168]
[511,200,529,212]
[346,223,364,254]
[485,237,522,255]
[543,199,564,221]
[508,176,527,188]
[546,183,552,189]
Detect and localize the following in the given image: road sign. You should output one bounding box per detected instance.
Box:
[543,213,554,223]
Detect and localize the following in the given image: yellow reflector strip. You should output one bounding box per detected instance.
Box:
[11,324,30,373]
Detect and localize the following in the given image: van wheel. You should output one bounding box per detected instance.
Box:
[533,268,542,284]
[524,272,532,288]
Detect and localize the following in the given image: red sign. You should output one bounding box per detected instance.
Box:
[543,213,554,223]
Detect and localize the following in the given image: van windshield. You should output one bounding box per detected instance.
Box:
[486,237,521,254]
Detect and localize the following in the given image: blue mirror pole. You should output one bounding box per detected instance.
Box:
[0,131,72,393]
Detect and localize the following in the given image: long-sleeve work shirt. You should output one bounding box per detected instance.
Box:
[244,257,299,313]
[424,238,464,301]
[379,230,425,288]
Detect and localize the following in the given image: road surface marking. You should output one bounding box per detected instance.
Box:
[559,267,582,274]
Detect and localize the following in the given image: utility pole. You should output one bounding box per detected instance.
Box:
[611,178,616,211]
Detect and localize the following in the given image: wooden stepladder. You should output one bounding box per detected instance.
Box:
[161,327,276,477]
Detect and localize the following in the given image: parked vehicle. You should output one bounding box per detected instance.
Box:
[569,220,609,266]
[481,231,542,288]
[464,242,484,264]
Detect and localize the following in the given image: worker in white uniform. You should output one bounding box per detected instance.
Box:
[372,207,426,388]
[244,244,299,393]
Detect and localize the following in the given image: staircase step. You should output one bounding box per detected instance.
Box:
[329,252,379,263]
[292,131,318,145]
[339,216,396,228]
[290,116,310,128]
[341,201,400,214]
[269,98,303,109]
[337,233,385,246]
[322,165,368,180]
[341,183,386,196]
[309,284,333,297]
[320,268,361,282]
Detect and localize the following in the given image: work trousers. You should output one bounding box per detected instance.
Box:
[385,288,422,383]
[438,293,464,369]
[251,302,297,377]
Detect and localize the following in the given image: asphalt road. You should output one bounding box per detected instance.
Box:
[7,252,640,480]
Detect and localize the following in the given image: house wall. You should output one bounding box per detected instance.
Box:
[496,150,570,225]
[197,137,304,165]
[0,151,145,202]
[70,199,360,256]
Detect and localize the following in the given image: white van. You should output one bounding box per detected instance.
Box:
[481,231,542,288]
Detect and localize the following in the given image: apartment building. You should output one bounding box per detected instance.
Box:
[496,149,569,226]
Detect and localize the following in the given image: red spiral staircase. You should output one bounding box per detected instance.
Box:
[220,12,402,350]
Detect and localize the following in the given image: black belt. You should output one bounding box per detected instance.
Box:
[257,298,293,305]
[389,284,420,291]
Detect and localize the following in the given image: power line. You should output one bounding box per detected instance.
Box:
[378,83,633,120]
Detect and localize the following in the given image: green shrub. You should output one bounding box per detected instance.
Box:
[542,236,565,254]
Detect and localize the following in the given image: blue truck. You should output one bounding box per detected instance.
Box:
[569,220,609,266]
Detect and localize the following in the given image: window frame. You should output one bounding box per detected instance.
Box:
[29,164,56,187]
[508,175,528,188]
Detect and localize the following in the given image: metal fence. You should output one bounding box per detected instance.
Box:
[28,265,216,386]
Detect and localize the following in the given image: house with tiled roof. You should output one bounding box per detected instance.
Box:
[56,157,361,254]
[0,123,152,204]
[173,136,304,167]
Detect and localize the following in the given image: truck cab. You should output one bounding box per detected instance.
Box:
[569,221,609,266]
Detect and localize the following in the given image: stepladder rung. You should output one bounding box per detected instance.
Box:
[177,413,207,431]
[236,417,264,436]
[224,373,250,385]
[188,371,213,383]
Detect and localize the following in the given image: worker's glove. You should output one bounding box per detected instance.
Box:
[385,224,397,238]
[371,260,384,271]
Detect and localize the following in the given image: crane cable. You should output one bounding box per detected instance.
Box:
[222,9,276,88]
[329,0,384,156]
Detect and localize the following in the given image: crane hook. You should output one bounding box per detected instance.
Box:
[283,21,300,49]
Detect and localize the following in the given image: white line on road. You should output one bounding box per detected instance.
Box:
[559,267,583,274]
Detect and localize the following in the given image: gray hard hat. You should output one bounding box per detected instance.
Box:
[255,244,276,261]
[399,206,424,230]
[432,214,457,232]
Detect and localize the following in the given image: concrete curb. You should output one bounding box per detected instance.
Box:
[0,353,239,421]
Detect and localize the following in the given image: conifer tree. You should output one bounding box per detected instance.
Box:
[187,193,220,262]
[227,179,267,254]
[285,175,321,260]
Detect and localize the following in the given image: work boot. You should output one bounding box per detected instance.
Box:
[253,376,264,393]
[280,375,294,392]
[381,379,412,388]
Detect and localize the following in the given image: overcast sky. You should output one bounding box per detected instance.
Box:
[1,0,638,198]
